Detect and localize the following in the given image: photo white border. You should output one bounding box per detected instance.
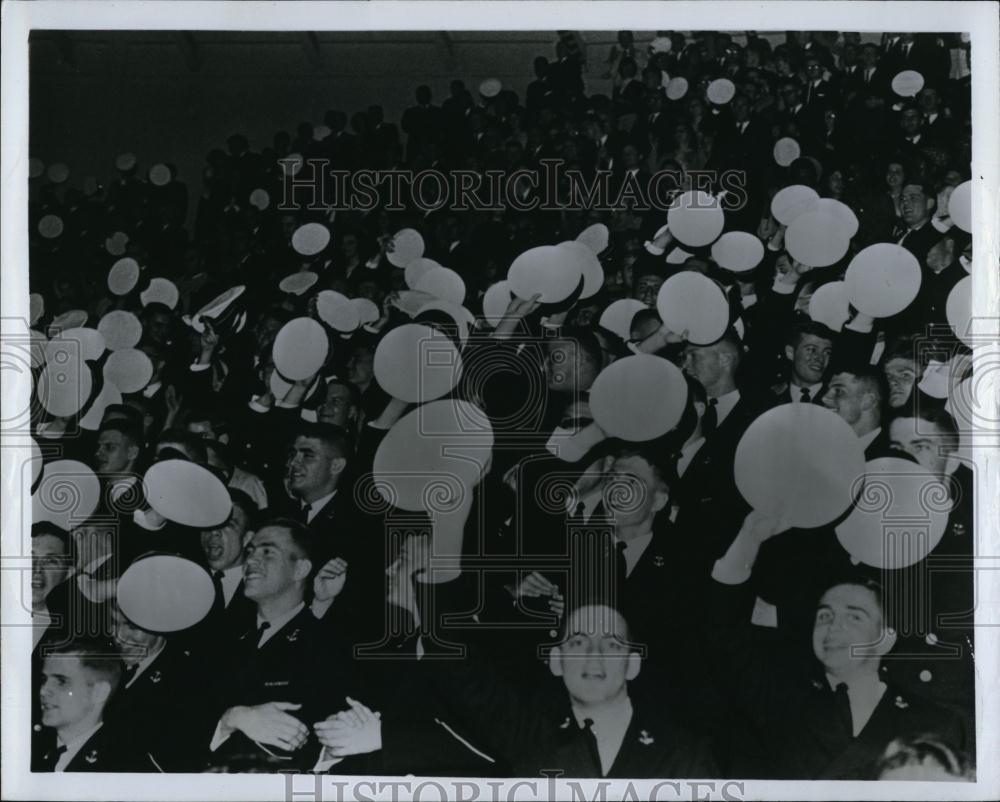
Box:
[2,2,998,800]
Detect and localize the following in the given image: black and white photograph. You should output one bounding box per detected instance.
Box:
[2,2,998,800]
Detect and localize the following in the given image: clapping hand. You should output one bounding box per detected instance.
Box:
[314,697,382,758]
[227,702,309,752]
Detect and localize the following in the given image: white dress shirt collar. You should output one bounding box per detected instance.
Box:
[790,382,824,402]
[304,490,337,524]
[858,426,881,450]
[712,389,741,426]
[677,436,706,478]
[218,564,245,606]
[256,601,305,647]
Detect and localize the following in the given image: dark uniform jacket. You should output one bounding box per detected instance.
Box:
[33,721,153,773]
[396,662,716,779]
[102,643,212,772]
[705,577,968,778]
[204,606,351,772]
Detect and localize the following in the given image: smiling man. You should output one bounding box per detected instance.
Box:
[707,511,969,779]
[778,319,835,404]
[206,518,350,772]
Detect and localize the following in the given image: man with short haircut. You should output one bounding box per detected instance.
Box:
[707,512,968,778]
[777,320,835,404]
[820,365,893,459]
[93,420,142,496]
[197,488,258,636]
[284,423,350,544]
[30,524,74,651]
[207,519,350,772]
[678,334,760,545]
[34,638,148,772]
[316,379,361,435]
[318,552,716,779]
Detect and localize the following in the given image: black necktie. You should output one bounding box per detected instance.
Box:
[211,570,226,614]
[42,743,66,771]
[299,503,312,524]
[800,387,812,403]
[256,620,271,647]
[615,540,628,589]
[580,717,602,772]
[834,682,854,735]
[703,398,719,435]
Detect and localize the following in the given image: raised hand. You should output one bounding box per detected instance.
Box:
[313,557,348,605]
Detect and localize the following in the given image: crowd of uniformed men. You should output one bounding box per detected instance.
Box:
[27,30,976,780]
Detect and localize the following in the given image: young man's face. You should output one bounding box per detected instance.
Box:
[812,584,891,674]
[318,384,358,429]
[788,333,832,385]
[683,343,727,391]
[201,504,250,571]
[889,417,955,479]
[286,436,343,498]
[32,535,70,606]
[39,656,109,731]
[94,430,136,474]
[550,605,639,706]
[604,455,669,528]
[820,372,868,428]
[883,357,917,408]
[243,526,310,603]
[346,348,374,387]
[112,605,162,664]
[632,273,664,307]
[900,184,932,228]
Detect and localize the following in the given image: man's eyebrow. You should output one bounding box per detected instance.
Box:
[846,605,873,618]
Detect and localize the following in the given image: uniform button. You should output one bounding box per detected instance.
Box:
[549,630,557,638]
[926,633,938,646]
[920,669,932,682]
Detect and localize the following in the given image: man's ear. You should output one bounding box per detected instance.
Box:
[860,390,878,412]
[548,646,565,678]
[219,433,230,445]
[91,679,113,708]
[784,344,795,363]
[329,457,347,477]
[293,557,313,584]
[652,489,670,514]
[127,445,140,462]
[625,650,641,681]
